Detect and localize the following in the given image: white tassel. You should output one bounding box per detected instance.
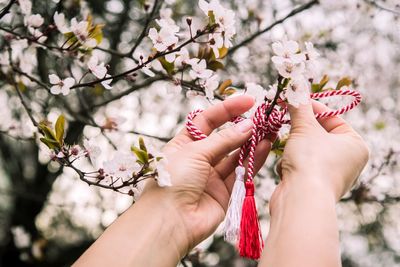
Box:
[224,166,246,243]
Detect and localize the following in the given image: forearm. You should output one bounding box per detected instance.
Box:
[259,176,342,267]
[73,190,187,267]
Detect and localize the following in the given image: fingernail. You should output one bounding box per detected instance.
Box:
[235,119,253,133]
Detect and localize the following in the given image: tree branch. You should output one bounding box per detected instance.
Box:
[0,0,16,20]
[228,0,319,55]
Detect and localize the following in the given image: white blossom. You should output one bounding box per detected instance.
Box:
[83,138,101,167]
[103,152,140,182]
[18,0,32,15]
[148,27,179,52]
[141,65,155,77]
[174,48,190,67]
[188,59,213,79]
[199,0,236,50]
[285,77,310,107]
[54,12,70,34]
[24,14,44,28]
[266,84,278,101]
[271,40,305,65]
[245,82,265,101]
[202,74,219,99]
[70,18,97,48]
[11,226,31,248]
[49,74,75,96]
[101,75,113,90]
[155,155,172,187]
[304,42,320,80]
[87,55,107,79]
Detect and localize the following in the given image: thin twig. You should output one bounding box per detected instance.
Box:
[13,81,39,127]
[228,0,319,55]
[363,0,400,15]
[70,25,215,89]
[127,0,162,57]
[0,0,16,20]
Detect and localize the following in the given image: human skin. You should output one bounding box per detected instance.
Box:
[73,95,369,267]
[259,101,369,267]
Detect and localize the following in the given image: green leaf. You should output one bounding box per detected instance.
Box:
[207,60,224,71]
[311,75,330,93]
[89,24,104,45]
[319,75,329,89]
[40,137,60,149]
[271,137,287,156]
[38,124,57,141]
[374,121,385,130]
[131,146,149,164]
[138,137,147,152]
[159,57,175,75]
[208,11,216,25]
[55,115,65,145]
[336,76,352,90]
[311,83,321,93]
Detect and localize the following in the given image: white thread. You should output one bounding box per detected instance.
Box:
[224,166,246,243]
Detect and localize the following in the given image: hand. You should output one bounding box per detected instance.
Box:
[259,100,369,267]
[142,95,272,256]
[273,100,369,206]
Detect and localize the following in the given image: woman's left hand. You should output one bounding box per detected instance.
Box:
[142,95,272,256]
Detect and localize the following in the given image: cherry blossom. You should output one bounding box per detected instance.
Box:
[271,40,306,65]
[202,74,219,99]
[83,139,101,167]
[48,74,75,96]
[199,0,236,52]
[303,42,320,80]
[285,77,310,108]
[174,48,190,67]
[101,75,113,90]
[18,0,32,15]
[141,65,155,77]
[154,155,172,187]
[24,14,44,28]
[103,152,140,183]
[148,27,179,52]
[87,55,107,79]
[53,12,70,34]
[70,18,97,48]
[188,59,213,79]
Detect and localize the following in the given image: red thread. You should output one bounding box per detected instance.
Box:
[185,89,362,259]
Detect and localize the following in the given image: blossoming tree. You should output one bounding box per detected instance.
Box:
[0,0,399,266]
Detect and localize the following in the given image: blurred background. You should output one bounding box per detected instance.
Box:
[0,0,399,266]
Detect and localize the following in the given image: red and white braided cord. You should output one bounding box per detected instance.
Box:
[186,90,362,182]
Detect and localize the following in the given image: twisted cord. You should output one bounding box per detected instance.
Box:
[186,90,362,182]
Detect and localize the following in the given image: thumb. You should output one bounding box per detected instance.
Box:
[194,119,253,164]
[287,101,319,132]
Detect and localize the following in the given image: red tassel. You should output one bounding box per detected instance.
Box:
[238,181,264,260]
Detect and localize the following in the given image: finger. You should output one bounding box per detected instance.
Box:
[223,139,271,194]
[213,149,241,179]
[287,100,320,132]
[311,100,354,134]
[173,95,255,143]
[213,132,276,179]
[194,119,254,164]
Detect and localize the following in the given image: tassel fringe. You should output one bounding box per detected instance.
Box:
[238,181,263,260]
[224,166,246,243]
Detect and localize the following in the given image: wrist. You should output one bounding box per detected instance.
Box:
[282,169,343,202]
[270,173,337,218]
[135,189,192,259]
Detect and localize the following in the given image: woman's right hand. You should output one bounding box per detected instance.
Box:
[275,100,369,203]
